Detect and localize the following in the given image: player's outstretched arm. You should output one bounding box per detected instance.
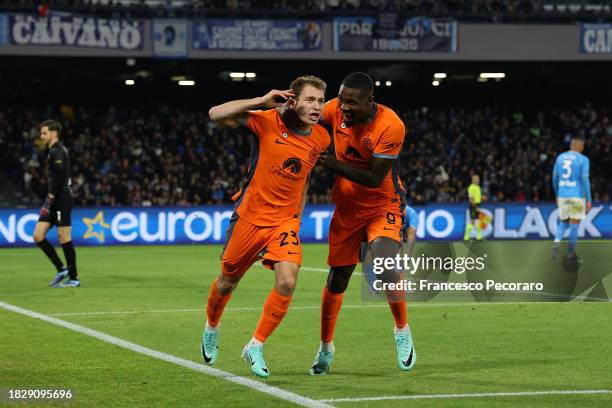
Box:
[318,154,393,188]
[208,89,295,123]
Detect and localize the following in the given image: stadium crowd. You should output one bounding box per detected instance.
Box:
[1,103,610,207]
[1,0,608,21]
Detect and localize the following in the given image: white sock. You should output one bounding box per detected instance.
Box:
[248,337,263,347]
[205,321,219,332]
[320,341,335,353]
[394,325,411,336]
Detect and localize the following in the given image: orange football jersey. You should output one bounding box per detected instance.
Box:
[232,109,330,227]
[322,98,406,210]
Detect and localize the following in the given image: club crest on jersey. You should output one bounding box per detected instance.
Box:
[308,148,319,164]
[361,137,373,151]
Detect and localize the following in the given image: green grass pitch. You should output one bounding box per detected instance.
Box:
[1,244,611,407]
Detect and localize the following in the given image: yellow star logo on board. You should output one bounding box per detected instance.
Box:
[82,211,110,243]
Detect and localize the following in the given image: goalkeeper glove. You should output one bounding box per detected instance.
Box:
[40,194,54,217]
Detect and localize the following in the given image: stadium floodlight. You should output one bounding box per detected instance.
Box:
[375,81,381,86]
[178,80,196,86]
[124,79,135,86]
[385,81,392,86]
[432,80,440,87]
[245,72,256,78]
[479,72,506,79]
[229,72,246,78]
[434,73,447,79]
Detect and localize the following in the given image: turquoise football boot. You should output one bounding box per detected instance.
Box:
[241,344,269,378]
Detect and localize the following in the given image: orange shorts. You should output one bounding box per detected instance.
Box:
[221,214,302,278]
[328,206,404,267]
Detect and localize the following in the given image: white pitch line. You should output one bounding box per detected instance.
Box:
[46,301,593,317]
[0,300,334,408]
[49,304,388,317]
[319,389,612,403]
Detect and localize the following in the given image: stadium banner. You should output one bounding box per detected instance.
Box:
[9,13,144,50]
[333,15,457,52]
[191,19,322,51]
[580,23,612,54]
[0,13,8,44]
[0,202,610,247]
[152,19,188,58]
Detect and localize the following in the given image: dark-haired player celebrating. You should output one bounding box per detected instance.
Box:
[310,72,415,375]
[201,76,330,378]
[33,120,80,288]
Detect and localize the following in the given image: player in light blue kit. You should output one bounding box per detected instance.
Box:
[402,206,419,257]
[551,137,592,260]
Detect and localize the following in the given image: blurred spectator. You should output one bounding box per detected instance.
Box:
[0,104,610,207]
[0,0,608,21]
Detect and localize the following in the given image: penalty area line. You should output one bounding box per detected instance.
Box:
[319,389,612,403]
[0,300,334,408]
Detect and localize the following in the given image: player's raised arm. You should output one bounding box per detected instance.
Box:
[208,89,295,124]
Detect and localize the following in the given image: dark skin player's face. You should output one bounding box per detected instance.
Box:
[337,85,372,126]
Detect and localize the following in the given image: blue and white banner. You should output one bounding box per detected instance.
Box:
[1,203,610,247]
[334,15,457,52]
[192,19,322,51]
[9,13,144,50]
[152,19,188,58]
[0,13,8,44]
[581,23,612,54]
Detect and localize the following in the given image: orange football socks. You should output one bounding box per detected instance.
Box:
[320,286,345,343]
[387,299,408,329]
[206,278,232,327]
[253,288,292,342]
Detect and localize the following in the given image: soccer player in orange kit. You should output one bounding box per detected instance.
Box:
[309,72,415,375]
[200,76,330,378]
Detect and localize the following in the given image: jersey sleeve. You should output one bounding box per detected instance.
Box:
[581,156,590,177]
[319,128,331,151]
[245,110,268,137]
[372,120,405,159]
[321,99,336,126]
[49,148,67,196]
[582,156,592,202]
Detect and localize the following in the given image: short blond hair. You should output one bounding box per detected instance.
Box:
[290,75,326,98]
